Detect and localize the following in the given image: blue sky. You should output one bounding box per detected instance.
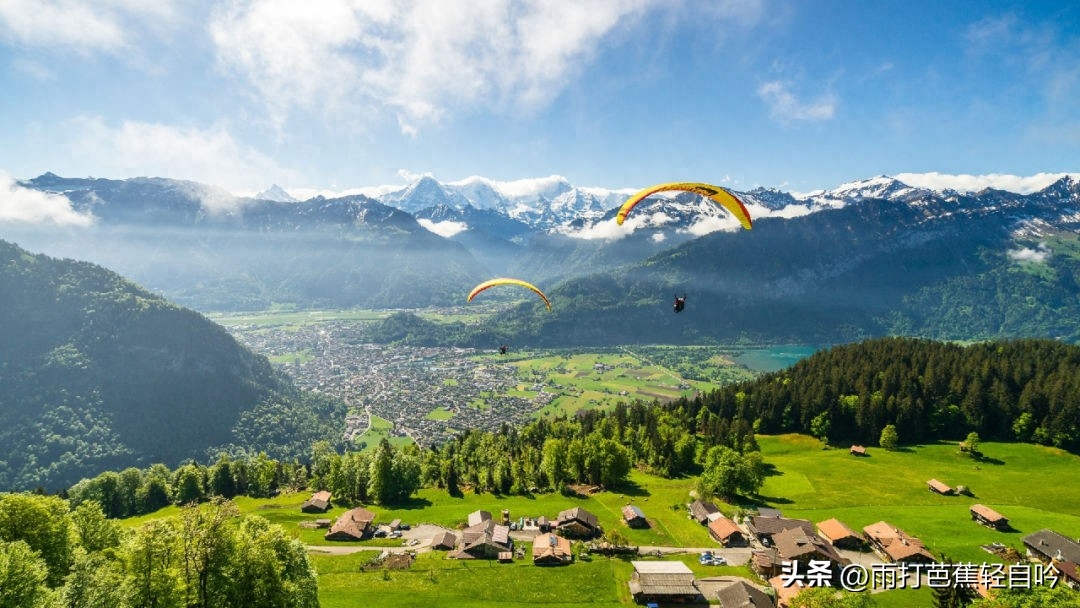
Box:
[1,0,1078,196]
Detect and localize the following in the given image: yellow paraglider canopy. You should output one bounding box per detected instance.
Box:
[467,278,552,311]
[616,182,753,229]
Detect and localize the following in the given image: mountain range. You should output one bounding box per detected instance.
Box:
[7,171,1080,345]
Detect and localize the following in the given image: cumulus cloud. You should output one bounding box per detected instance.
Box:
[1009,243,1050,264]
[417,218,468,238]
[757,80,837,123]
[209,1,756,134]
[63,117,302,196]
[0,0,178,53]
[0,171,94,226]
[895,172,1080,194]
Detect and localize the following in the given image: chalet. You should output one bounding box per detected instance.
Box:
[532,533,573,566]
[454,519,513,559]
[863,521,935,563]
[969,504,1009,530]
[927,479,954,495]
[745,515,814,547]
[430,530,457,551]
[301,490,332,513]
[468,509,493,527]
[816,518,864,550]
[715,577,774,608]
[689,499,721,524]
[708,517,747,547]
[556,506,600,538]
[769,575,805,608]
[850,444,867,456]
[622,504,648,528]
[772,527,849,574]
[750,549,782,578]
[1055,561,1080,591]
[628,560,702,605]
[324,507,376,541]
[1022,529,1080,565]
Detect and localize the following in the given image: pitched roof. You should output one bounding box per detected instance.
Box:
[1023,529,1080,563]
[715,578,774,608]
[532,533,572,563]
[747,516,813,537]
[557,506,598,529]
[816,518,859,542]
[772,528,848,564]
[927,478,952,493]
[431,530,456,549]
[970,504,1007,523]
[623,504,646,520]
[863,521,935,562]
[325,507,375,540]
[709,517,743,541]
[689,499,721,522]
[468,509,492,527]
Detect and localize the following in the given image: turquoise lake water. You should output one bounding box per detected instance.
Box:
[732,344,823,373]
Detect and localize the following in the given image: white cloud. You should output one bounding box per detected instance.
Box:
[397,169,434,182]
[63,117,302,196]
[1008,243,1050,264]
[561,217,630,241]
[209,1,755,134]
[757,80,837,122]
[417,218,468,238]
[895,172,1080,194]
[0,171,94,226]
[0,0,178,53]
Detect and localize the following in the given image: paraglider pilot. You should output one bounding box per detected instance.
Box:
[673,293,686,313]
[499,345,508,355]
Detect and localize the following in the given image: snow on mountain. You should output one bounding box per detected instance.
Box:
[254,184,298,202]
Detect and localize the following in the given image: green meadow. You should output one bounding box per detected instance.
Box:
[115,435,1080,606]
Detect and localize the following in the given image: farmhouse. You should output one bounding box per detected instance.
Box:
[532,533,573,566]
[863,521,935,563]
[622,504,648,528]
[1022,529,1080,565]
[324,507,376,541]
[772,528,849,572]
[745,515,814,547]
[689,499,721,524]
[816,518,864,550]
[454,519,513,559]
[430,530,457,551]
[708,517,746,547]
[969,504,1009,530]
[300,490,332,513]
[556,506,600,538]
[927,478,954,495]
[714,577,774,608]
[628,560,702,604]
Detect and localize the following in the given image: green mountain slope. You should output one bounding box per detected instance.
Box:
[0,239,345,490]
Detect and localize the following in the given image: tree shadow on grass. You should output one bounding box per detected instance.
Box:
[386,496,433,511]
[753,495,794,505]
[612,479,650,498]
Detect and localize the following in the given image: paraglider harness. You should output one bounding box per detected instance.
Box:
[673,293,686,313]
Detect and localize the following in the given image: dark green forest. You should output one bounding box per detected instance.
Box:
[699,337,1080,451]
[0,240,347,491]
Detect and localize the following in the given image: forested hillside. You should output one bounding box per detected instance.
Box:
[698,337,1080,451]
[0,240,346,491]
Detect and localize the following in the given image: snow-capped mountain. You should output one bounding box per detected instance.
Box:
[255,184,298,203]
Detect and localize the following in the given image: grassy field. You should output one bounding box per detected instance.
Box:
[207,308,392,328]
[118,436,1080,606]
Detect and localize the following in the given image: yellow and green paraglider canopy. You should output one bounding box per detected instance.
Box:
[467,278,551,311]
[616,182,753,229]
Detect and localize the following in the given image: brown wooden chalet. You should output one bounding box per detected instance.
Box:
[628,561,702,604]
[927,478,954,495]
[532,533,573,566]
[430,530,457,551]
[453,518,513,559]
[772,528,849,573]
[708,517,746,547]
[622,504,648,528]
[715,578,774,608]
[689,499,721,524]
[969,504,1009,530]
[745,515,814,547]
[324,507,376,541]
[301,490,332,513]
[750,549,782,578]
[816,518,864,550]
[849,444,867,456]
[556,506,599,538]
[863,521,935,563]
